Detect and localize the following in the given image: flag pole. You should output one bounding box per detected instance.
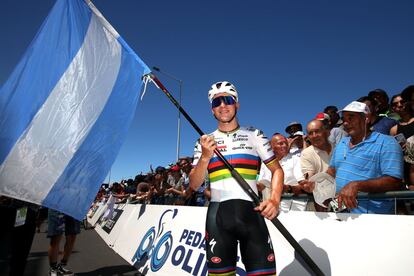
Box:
[146,73,325,276]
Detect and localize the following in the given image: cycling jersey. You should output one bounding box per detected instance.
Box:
[192,126,276,202]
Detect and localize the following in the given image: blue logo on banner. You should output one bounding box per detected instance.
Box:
[132,208,178,272]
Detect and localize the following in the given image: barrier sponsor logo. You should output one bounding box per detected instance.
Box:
[131,207,248,276]
[132,208,177,272]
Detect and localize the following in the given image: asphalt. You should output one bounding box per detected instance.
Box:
[24,222,138,276]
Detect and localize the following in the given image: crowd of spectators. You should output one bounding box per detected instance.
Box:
[257,85,414,214]
[94,156,211,208]
[94,85,414,214]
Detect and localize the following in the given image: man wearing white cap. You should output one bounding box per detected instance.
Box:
[327,101,403,214]
[190,81,283,276]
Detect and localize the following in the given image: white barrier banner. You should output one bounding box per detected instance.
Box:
[90,203,414,276]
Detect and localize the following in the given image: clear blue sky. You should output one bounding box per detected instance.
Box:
[1,0,413,182]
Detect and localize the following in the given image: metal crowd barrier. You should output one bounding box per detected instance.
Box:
[281,190,414,214]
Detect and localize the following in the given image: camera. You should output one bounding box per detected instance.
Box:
[329,198,347,213]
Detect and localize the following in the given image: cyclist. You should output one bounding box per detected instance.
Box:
[189,81,283,275]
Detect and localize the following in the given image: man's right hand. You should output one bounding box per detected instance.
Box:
[200,134,216,160]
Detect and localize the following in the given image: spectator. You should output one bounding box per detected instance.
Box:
[258,133,307,211]
[134,174,146,184]
[323,106,342,128]
[327,101,403,214]
[390,86,414,186]
[324,105,348,147]
[403,137,414,190]
[300,119,334,211]
[141,174,157,204]
[132,182,152,204]
[368,88,399,120]
[391,86,414,139]
[285,121,303,136]
[285,121,306,154]
[178,157,209,206]
[390,93,413,139]
[165,165,185,205]
[390,94,403,121]
[357,95,397,135]
[94,186,106,203]
[110,182,128,204]
[124,178,136,195]
[178,157,192,193]
[0,197,39,276]
[153,166,168,204]
[315,112,330,127]
[47,209,80,276]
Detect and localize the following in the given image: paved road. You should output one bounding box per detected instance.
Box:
[24,222,138,276]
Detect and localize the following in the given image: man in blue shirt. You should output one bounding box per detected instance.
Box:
[327,101,403,214]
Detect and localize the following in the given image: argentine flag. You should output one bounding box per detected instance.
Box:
[0,0,150,220]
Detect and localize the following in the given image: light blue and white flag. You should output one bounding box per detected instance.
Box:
[0,0,150,220]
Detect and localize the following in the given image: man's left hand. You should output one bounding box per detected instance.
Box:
[254,199,279,220]
[338,181,359,209]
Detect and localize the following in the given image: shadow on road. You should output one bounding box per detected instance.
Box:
[76,264,137,276]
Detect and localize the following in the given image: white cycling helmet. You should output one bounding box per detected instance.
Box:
[208,81,238,103]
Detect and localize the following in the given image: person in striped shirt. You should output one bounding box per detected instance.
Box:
[327,101,403,214]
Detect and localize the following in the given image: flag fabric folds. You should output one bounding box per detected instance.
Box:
[0,0,151,220]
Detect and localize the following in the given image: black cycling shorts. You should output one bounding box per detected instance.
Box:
[205,199,276,276]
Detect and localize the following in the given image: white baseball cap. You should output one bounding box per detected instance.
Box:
[339,101,370,114]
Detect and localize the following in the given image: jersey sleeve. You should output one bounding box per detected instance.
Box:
[253,128,276,165]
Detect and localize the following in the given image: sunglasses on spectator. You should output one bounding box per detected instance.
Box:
[211,96,236,108]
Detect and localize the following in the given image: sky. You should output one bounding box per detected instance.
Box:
[1,0,413,182]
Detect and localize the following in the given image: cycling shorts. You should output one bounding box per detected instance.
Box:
[205,199,276,276]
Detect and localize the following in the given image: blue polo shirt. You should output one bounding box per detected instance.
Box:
[330,132,403,214]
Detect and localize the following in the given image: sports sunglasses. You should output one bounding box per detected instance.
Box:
[211,96,236,108]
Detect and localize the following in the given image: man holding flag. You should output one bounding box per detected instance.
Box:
[189,81,284,276]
